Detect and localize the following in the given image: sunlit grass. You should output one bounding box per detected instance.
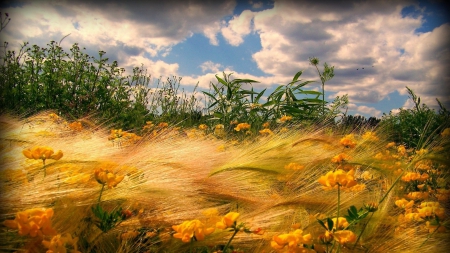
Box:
[0,111,448,253]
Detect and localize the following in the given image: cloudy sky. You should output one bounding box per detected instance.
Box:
[1,0,449,117]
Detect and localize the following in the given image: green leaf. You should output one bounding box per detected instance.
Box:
[326,218,334,231]
[216,75,228,86]
[255,88,266,102]
[292,71,303,82]
[317,218,328,230]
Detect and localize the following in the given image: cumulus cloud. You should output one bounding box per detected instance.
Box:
[200,61,223,73]
[249,0,449,115]
[1,0,235,70]
[221,10,255,46]
[1,0,448,117]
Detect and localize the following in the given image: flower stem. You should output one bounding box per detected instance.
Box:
[337,184,340,230]
[98,184,105,204]
[353,212,374,249]
[223,229,239,253]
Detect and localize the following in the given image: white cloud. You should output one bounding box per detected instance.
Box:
[200,61,223,73]
[250,1,264,9]
[249,0,449,114]
[221,10,255,46]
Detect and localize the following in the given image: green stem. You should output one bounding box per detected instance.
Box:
[97,184,105,204]
[223,229,239,253]
[419,222,443,248]
[43,159,46,177]
[337,184,340,230]
[353,212,374,249]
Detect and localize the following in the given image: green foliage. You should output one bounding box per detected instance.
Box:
[0,39,202,131]
[345,205,369,225]
[91,204,124,233]
[0,27,345,134]
[309,57,335,115]
[379,87,450,149]
[265,70,322,121]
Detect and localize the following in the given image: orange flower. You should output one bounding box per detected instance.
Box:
[216,212,240,229]
[68,121,83,131]
[340,134,356,148]
[42,233,81,253]
[198,124,208,130]
[362,131,379,141]
[441,128,450,137]
[234,123,251,132]
[401,172,429,182]
[417,202,446,219]
[395,198,414,209]
[318,169,358,190]
[333,230,356,244]
[325,217,349,230]
[331,153,351,163]
[259,128,274,136]
[271,229,312,250]
[22,146,63,164]
[3,208,56,237]
[158,122,169,128]
[279,115,293,122]
[214,124,225,136]
[94,167,124,188]
[172,219,214,243]
[406,191,429,200]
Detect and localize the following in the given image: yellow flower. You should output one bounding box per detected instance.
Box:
[216,212,240,229]
[325,217,349,230]
[172,219,214,243]
[214,124,225,136]
[401,172,429,182]
[198,124,208,130]
[22,146,63,164]
[362,131,379,141]
[340,134,357,148]
[395,198,414,209]
[397,145,407,156]
[259,128,274,136]
[333,230,356,244]
[143,121,154,131]
[68,121,83,131]
[234,123,251,132]
[42,233,81,253]
[284,162,305,170]
[441,128,450,137]
[405,191,429,200]
[94,167,124,188]
[3,208,56,237]
[158,122,169,128]
[271,229,312,250]
[417,202,446,220]
[331,153,351,163]
[318,169,358,190]
[386,142,396,148]
[279,115,293,122]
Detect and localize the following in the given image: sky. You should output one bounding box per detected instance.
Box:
[0,0,449,118]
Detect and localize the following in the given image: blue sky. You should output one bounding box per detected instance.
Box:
[1,0,449,118]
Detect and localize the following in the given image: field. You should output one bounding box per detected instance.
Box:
[0,110,449,253]
[0,33,449,252]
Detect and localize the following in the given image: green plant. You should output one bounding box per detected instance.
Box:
[380,87,450,149]
[309,57,335,115]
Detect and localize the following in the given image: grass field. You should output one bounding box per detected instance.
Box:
[0,111,448,253]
